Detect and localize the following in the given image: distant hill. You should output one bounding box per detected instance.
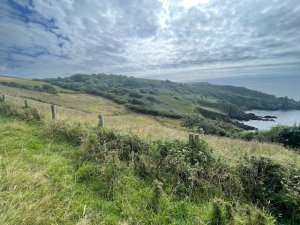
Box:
[0,75,71,93]
[202,75,300,101]
[41,74,300,120]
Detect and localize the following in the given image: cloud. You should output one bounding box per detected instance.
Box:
[0,0,300,80]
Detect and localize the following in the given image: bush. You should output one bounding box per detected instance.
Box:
[240,156,300,223]
[74,127,222,199]
[41,84,57,94]
[0,102,42,122]
[240,125,300,149]
[69,125,245,200]
[129,91,143,98]
[146,96,160,103]
[129,98,145,105]
[181,115,242,137]
[275,125,300,148]
[44,120,85,145]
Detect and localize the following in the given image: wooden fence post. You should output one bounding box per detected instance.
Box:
[189,133,195,145]
[98,114,104,128]
[194,134,199,142]
[24,99,28,108]
[51,104,56,119]
[199,128,205,137]
[2,94,6,102]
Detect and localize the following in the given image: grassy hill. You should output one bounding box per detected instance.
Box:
[0,75,72,94]
[1,77,300,223]
[1,76,299,149]
[41,74,300,120]
[1,100,299,224]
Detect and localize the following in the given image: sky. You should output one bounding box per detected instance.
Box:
[1,0,300,81]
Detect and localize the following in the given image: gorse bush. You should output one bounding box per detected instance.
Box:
[0,101,42,122]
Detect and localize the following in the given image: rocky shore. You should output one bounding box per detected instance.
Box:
[234,113,277,122]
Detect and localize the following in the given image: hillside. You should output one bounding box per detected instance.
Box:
[41,74,300,120]
[1,99,299,224]
[0,75,72,94]
[1,79,300,223]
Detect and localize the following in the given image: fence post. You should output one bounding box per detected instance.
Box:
[2,94,5,102]
[98,114,104,128]
[51,104,56,119]
[199,128,205,137]
[194,134,199,142]
[24,99,28,108]
[189,133,195,145]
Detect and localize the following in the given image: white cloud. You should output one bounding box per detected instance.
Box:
[179,0,210,9]
[0,0,300,80]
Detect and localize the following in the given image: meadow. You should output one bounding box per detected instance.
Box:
[0,116,280,224]
[1,83,300,224]
[1,84,298,167]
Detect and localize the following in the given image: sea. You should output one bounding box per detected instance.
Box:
[202,75,300,130]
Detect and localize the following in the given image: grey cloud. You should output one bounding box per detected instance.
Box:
[0,0,300,79]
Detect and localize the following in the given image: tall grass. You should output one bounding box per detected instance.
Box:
[2,87,298,167]
[4,100,298,223]
[0,111,278,224]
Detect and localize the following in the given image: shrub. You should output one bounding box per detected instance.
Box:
[181,115,242,137]
[275,125,300,148]
[197,107,229,121]
[129,91,143,98]
[76,127,221,199]
[129,98,145,105]
[0,102,42,122]
[240,125,300,149]
[146,96,160,103]
[41,84,57,94]
[44,120,85,145]
[240,156,300,223]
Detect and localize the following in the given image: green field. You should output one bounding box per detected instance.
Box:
[0,76,300,224]
[0,113,281,225]
[0,75,72,93]
[41,73,300,120]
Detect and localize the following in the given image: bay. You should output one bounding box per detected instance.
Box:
[242,110,300,130]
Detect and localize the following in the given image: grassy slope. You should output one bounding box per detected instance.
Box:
[0,75,71,93]
[1,89,300,224]
[1,117,195,224]
[1,84,299,165]
[1,117,279,225]
[0,84,184,140]
[43,74,300,119]
[0,117,111,224]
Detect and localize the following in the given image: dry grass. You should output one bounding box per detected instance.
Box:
[0,118,277,225]
[205,135,300,167]
[0,75,46,86]
[1,84,299,167]
[0,75,69,92]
